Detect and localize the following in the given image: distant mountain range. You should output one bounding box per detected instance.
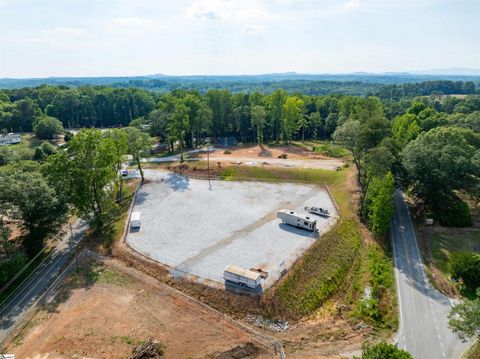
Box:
[1,70,479,95]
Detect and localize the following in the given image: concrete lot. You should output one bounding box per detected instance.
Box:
[126,171,338,290]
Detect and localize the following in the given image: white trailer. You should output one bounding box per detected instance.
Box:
[223,265,262,289]
[130,211,141,229]
[277,209,317,231]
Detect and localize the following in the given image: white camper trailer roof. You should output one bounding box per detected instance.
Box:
[278,209,316,223]
[131,211,141,221]
[224,265,261,281]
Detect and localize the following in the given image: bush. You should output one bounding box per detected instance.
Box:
[34,147,45,161]
[450,252,480,291]
[436,197,472,227]
[223,150,231,154]
[355,342,413,358]
[0,252,28,287]
[64,131,74,142]
[41,141,57,155]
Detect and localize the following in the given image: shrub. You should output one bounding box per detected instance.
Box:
[436,197,472,227]
[41,141,57,155]
[64,131,74,142]
[224,150,232,154]
[450,252,480,291]
[355,342,413,359]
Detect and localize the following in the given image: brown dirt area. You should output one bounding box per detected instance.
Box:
[204,144,326,161]
[189,144,344,170]
[6,254,273,359]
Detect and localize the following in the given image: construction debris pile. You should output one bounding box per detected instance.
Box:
[129,338,165,359]
[246,314,289,332]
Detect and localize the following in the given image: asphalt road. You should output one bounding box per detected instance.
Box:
[391,190,469,359]
[0,219,87,345]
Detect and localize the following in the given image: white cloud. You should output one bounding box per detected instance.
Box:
[242,24,265,35]
[28,27,87,45]
[344,0,361,10]
[186,0,273,21]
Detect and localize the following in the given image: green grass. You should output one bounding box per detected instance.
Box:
[219,166,352,218]
[266,219,361,319]
[72,262,132,288]
[430,230,480,275]
[7,133,61,160]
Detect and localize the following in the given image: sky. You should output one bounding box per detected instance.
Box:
[0,0,479,78]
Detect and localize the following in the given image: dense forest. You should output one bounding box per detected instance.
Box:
[0,74,478,96]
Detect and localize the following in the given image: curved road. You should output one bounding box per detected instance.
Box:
[391,190,469,359]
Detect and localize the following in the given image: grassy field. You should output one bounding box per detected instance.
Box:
[7,133,61,160]
[429,230,480,275]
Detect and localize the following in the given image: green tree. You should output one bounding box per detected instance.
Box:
[33,115,64,139]
[267,89,287,142]
[448,290,480,341]
[367,172,396,237]
[296,114,309,142]
[333,119,366,183]
[125,127,151,182]
[44,129,118,228]
[450,252,480,292]
[167,102,189,162]
[0,164,67,255]
[391,114,421,148]
[281,96,304,144]
[250,105,266,144]
[402,127,480,212]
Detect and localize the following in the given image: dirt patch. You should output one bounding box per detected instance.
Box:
[189,145,344,170]
[6,255,273,359]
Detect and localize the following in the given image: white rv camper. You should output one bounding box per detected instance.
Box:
[277,209,317,231]
[223,265,262,289]
[130,211,141,229]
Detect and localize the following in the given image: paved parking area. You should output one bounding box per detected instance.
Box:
[126,172,338,290]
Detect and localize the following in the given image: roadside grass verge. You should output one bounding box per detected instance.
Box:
[462,341,480,359]
[264,219,361,319]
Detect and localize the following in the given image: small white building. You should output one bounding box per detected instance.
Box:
[223,265,262,289]
[277,209,317,231]
[0,133,22,146]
